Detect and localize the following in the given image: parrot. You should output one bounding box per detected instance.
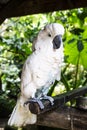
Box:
[8,23,64,127]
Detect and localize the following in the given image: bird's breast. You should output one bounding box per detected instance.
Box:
[30,51,62,89]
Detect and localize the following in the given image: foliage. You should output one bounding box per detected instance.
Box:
[0,8,87,120]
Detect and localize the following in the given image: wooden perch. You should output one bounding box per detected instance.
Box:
[29,86,87,114]
[36,106,87,130]
[1,106,87,130]
[1,0,87,24]
[0,86,87,129]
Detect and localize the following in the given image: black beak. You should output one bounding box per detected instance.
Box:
[52,35,62,49]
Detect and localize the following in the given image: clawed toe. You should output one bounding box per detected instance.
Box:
[24,95,54,110]
[40,95,54,106]
[24,98,44,110]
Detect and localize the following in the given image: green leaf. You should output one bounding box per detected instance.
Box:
[70,28,84,35]
[77,40,84,52]
[64,40,87,68]
[68,38,75,44]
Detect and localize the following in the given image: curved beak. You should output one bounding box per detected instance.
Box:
[52,35,62,49]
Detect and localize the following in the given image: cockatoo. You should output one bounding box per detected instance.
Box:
[8,23,64,127]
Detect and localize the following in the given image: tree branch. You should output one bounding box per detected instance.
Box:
[29,86,87,114]
[36,106,87,130]
[1,106,87,130]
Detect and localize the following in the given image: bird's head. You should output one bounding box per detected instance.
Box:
[32,23,64,51]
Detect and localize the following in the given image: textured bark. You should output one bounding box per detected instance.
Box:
[29,86,87,114]
[36,106,87,130]
[0,106,87,130]
[0,0,87,24]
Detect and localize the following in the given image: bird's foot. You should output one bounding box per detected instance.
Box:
[24,96,54,110]
[40,95,54,106]
[24,98,44,110]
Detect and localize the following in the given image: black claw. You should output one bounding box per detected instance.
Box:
[40,95,54,106]
[24,100,30,106]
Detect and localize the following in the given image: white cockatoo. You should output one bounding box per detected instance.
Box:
[8,23,64,127]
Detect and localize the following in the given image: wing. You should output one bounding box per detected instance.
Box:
[20,56,36,99]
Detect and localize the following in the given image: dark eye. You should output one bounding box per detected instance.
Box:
[48,33,51,37]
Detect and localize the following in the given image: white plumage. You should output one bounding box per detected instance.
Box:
[8,23,64,127]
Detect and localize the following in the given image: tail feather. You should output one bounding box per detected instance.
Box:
[8,104,17,126]
[8,98,37,127]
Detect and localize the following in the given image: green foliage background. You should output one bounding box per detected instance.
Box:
[0,8,87,128]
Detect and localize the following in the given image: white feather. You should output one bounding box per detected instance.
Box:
[8,96,36,127]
